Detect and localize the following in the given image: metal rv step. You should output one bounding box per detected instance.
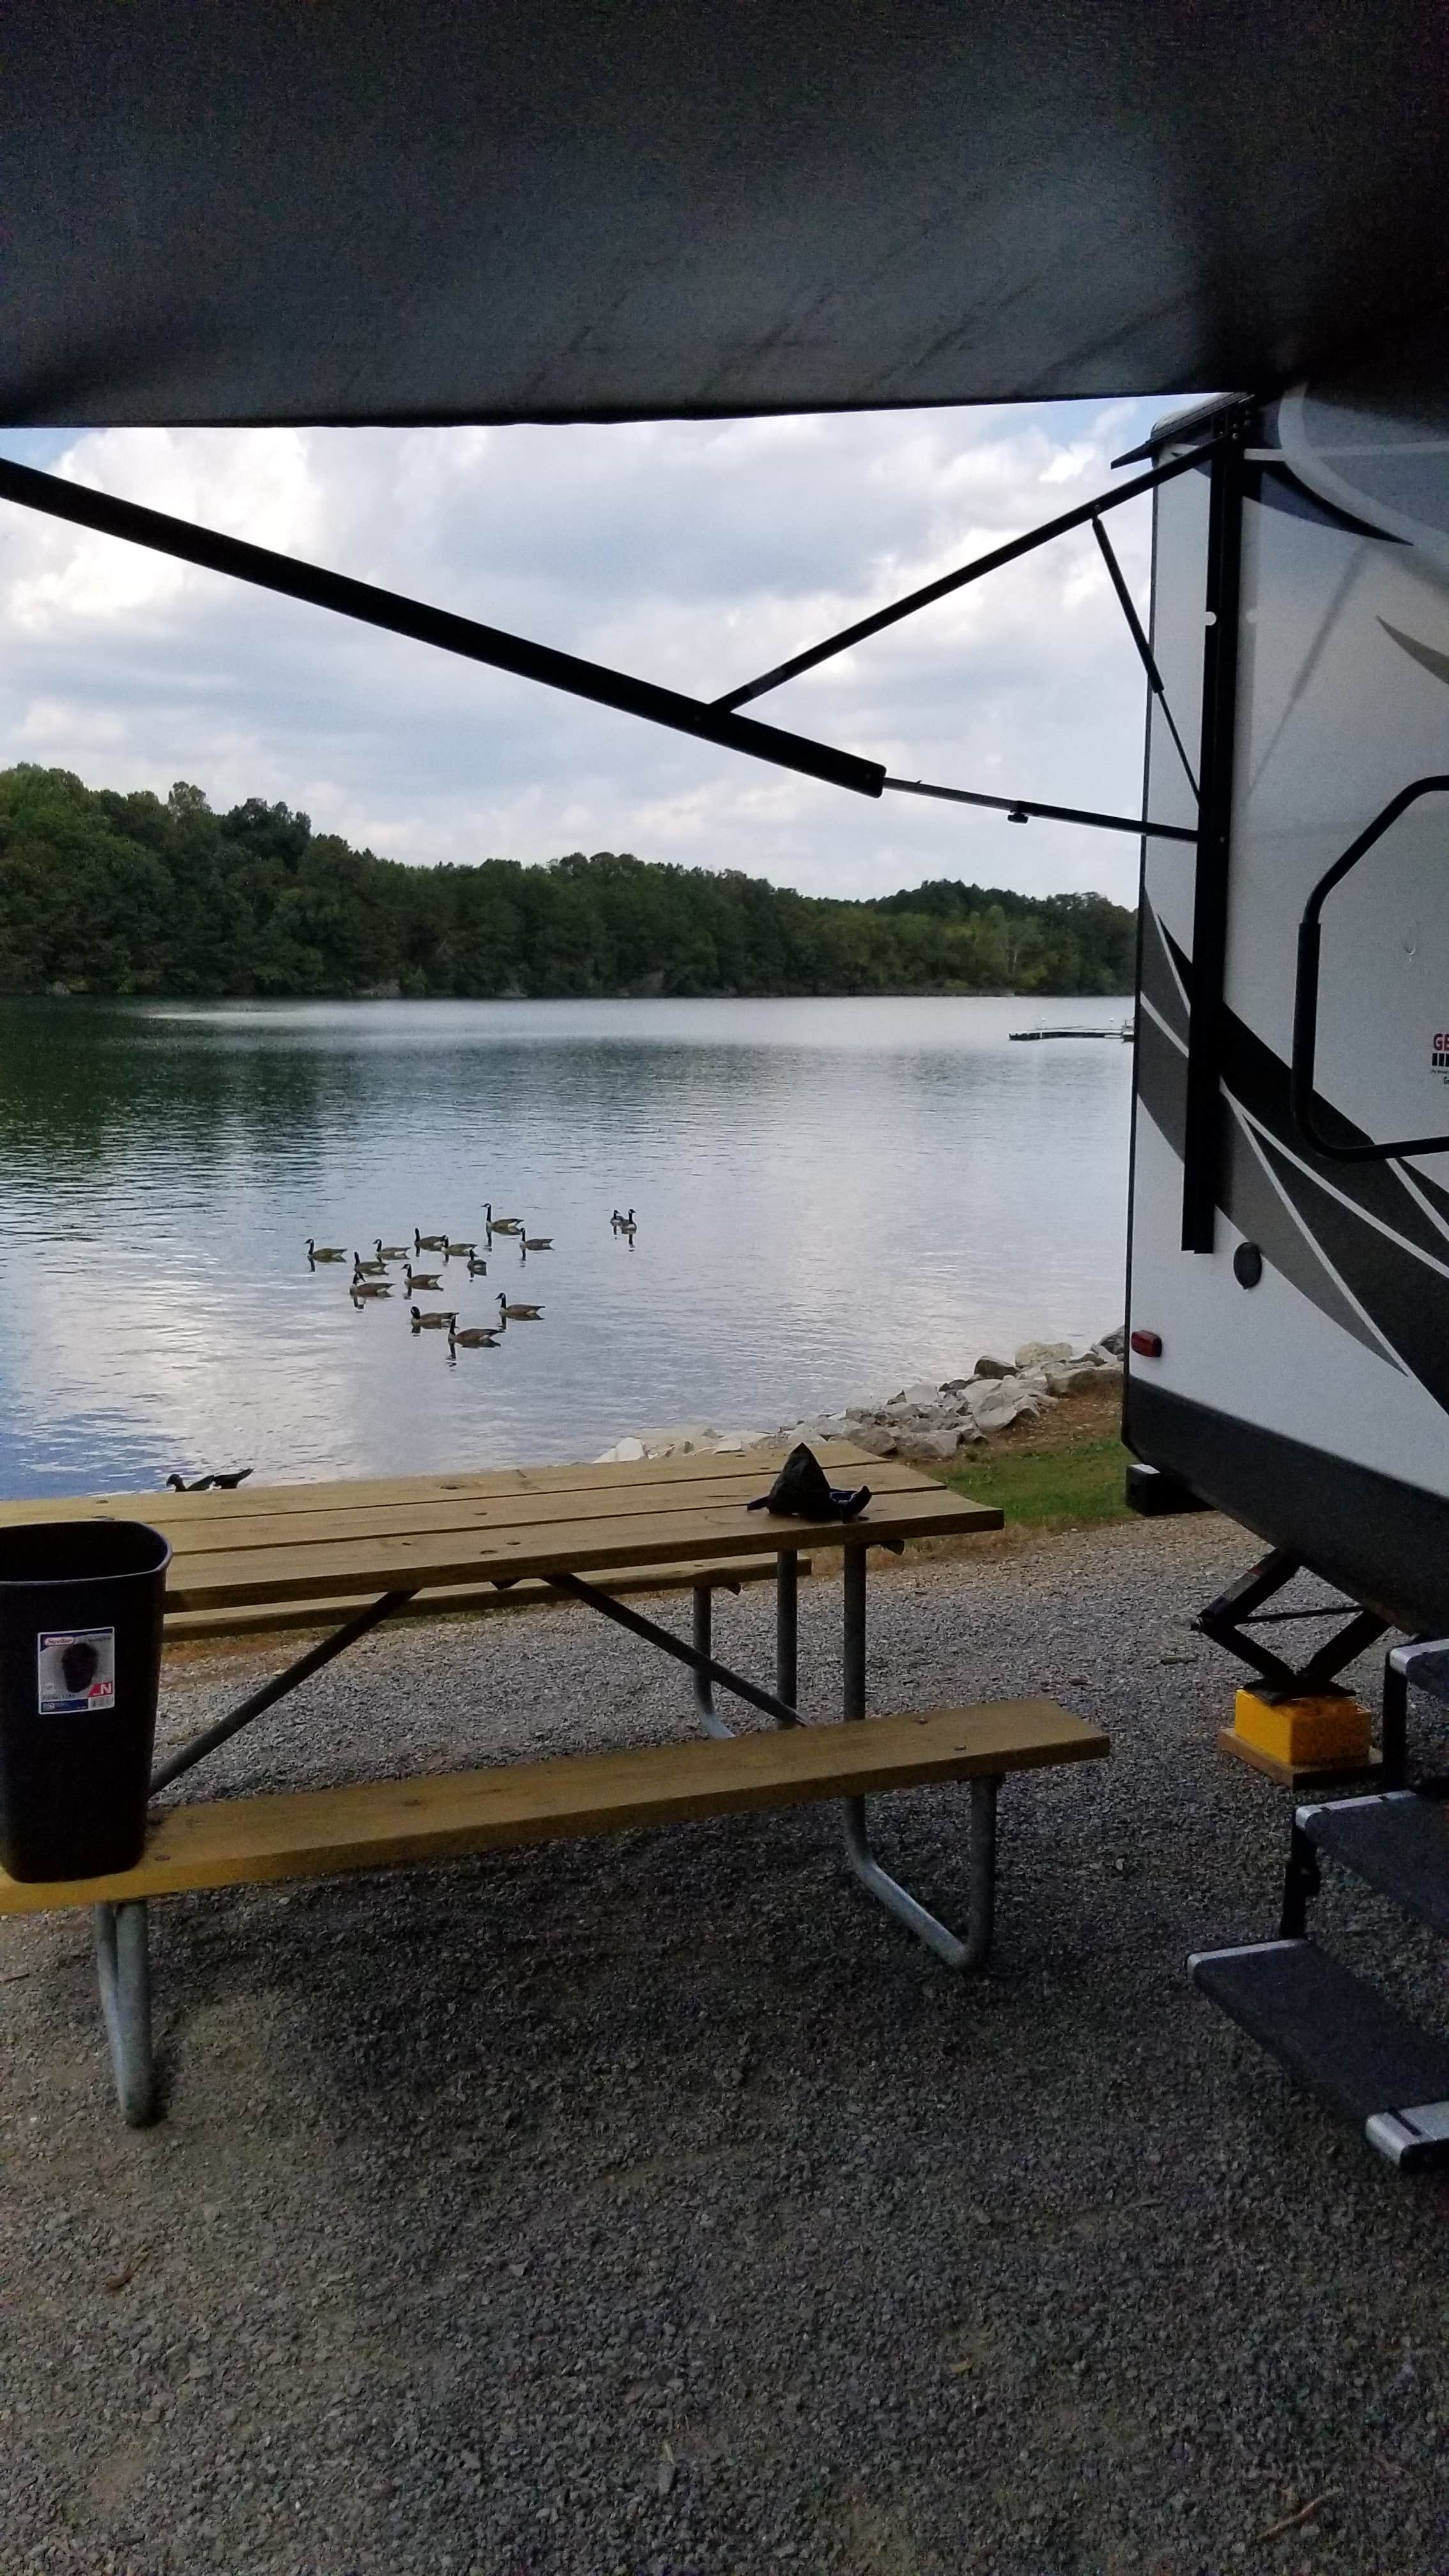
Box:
[1188,1938,1449,2170]
[1298,1791,1449,1937]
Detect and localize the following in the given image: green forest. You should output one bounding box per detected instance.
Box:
[0,766,1135,999]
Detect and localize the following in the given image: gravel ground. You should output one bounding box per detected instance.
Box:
[1,1514,1446,2575]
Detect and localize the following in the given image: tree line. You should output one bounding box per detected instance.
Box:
[0,766,1135,999]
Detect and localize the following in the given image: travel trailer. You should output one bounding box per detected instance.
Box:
[1118,332,1449,2167]
[1125,330,1449,1646]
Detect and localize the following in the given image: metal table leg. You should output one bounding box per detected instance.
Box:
[839,1540,997,1972]
[694,1560,799,1741]
[555,1572,801,1726]
[151,1586,419,1791]
[693,1581,733,1738]
[93,1901,155,2126]
[776,1549,798,1715]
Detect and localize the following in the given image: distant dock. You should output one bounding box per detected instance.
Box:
[1009,1020,1134,1043]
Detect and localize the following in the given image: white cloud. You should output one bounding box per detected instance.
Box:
[0,395,1179,903]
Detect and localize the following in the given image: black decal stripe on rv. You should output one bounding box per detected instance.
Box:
[1241,459,1404,544]
[1250,1127,1449,1413]
[1164,925,1449,1266]
[1135,990,1390,1352]
[1401,1162,1449,1230]
[1139,902,1189,1046]
[1379,617,1449,691]
[1125,1381,1449,1636]
[1135,995,1189,1159]
[1221,1013,1449,1265]
[1157,921,1449,1399]
[1222,1110,1393,1365]
[1136,1007,1392,1360]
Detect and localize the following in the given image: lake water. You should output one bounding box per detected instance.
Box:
[0,995,1133,1498]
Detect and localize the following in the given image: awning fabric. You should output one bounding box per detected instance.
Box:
[3,1,1445,427]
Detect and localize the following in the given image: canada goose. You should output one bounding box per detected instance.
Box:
[305,1238,348,1262]
[375,1238,411,1262]
[211,1468,254,1490]
[445,1239,477,1258]
[415,1229,449,1253]
[485,1202,523,1232]
[497,1292,544,1321]
[410,1305,457,1330]
[404,1268,443,1292]
[351,1279,392,1300]
[520,1234,553,1254]
[613,1208,637,1236]
[448,1322,500,1348]
[466,1252,489,1276]
[353,1251,387,1276]
[166,1473,214,1492]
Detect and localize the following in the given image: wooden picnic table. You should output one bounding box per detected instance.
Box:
[0,1441,997,1613]
[0,1445,1107,2124]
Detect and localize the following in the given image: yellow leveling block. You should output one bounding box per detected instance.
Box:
[1218,1686,1375,1788]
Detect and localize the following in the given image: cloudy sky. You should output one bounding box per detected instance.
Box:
[0,394,1179,907]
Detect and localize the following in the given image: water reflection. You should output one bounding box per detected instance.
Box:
[0,996,1132,1496]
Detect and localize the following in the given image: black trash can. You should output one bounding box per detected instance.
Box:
[0,1519,170,1882]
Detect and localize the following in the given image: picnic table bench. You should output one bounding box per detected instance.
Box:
[0,1444,1107,2122]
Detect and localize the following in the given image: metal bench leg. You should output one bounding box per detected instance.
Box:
[93,1901,156,2126]
[839,1542,996,1971]
[843,1777,998,1970]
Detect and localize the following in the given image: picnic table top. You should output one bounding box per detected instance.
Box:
[0,1444,1002,1616]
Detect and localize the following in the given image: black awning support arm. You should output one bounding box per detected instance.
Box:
[1090,516,1199,803]
[712,438,1219,714]
[0,454,884,802]
[883,777,1197,842]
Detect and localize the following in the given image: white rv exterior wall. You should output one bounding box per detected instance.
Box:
[1129,353,1449,1511]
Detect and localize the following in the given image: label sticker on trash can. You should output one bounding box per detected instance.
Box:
[36,1628,116,1715]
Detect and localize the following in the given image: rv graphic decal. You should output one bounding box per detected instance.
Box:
[1241,453,1402,546]
[1164,919,1449,1261]
[1139,900,1188,1045]
[1380,618,1449,692]
[1136,997,1395,1367]
[1275,359,1449,571]
[1136,905,1449,1413]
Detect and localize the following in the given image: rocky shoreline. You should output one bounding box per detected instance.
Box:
[595,1326,1125,1468]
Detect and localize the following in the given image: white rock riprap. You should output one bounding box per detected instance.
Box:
[594,1327,1124,1464]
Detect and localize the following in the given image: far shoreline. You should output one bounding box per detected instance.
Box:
[19,985,1135,1007]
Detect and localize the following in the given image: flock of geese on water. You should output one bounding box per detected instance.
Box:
[160,1204,640,1486]
[302,1200,640,1354]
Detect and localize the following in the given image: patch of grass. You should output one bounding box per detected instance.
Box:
[946,1432,1133,1532]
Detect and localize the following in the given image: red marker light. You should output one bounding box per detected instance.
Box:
[1130,1329,1163,1358]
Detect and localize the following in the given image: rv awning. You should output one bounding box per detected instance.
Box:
[4,1,1444,427]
